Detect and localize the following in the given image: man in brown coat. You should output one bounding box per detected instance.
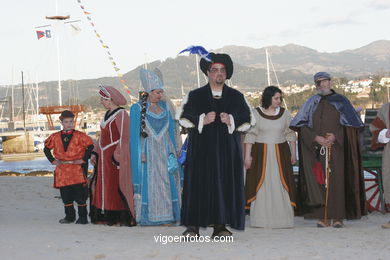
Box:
[290,72,366,228]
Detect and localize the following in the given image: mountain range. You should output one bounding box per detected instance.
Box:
[7,40,390,106]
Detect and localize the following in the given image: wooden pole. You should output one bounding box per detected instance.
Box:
[324,145,332,226]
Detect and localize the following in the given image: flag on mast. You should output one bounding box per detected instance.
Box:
[36,30,51,40]
[36,31,45,40]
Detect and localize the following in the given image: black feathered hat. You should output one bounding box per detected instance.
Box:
[200,52,234,79]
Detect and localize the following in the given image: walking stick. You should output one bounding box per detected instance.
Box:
[323,145,332,226]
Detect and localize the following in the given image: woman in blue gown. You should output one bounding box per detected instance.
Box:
[130,68,183,225]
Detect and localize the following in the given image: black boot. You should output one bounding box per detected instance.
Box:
[211,224,232,239]
[182,226,200,237]
[75,205,88,224]
[59,204,76,224]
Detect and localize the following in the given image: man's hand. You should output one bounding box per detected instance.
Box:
[90,154,96,166]
[386,129,390,138]
[220,112,231,126]
[204,111,216,125]
[141,153,146,162]
[314,136,328,147]
[325,133,336,145]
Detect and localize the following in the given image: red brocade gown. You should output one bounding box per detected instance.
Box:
[90,108,135,225]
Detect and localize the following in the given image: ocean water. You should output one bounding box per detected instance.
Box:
[0,155,376,178]
[0,157,55,173]
[0,157,95,173]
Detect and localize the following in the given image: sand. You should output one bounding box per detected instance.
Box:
[0,176,389,260]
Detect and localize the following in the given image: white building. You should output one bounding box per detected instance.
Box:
[380,77,390,86]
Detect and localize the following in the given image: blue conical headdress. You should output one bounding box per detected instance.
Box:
[140,68,164,93]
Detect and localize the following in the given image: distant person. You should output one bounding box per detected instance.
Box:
[244,86,297,228]
[44,110,94,224]
[89,86,135,226]
[177,52,254,238]
[370,102,390,229]
[290,72,366,228]
[130,68,182,225]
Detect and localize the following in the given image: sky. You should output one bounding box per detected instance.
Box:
[1,0,389,86]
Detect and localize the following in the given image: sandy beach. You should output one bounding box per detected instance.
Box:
[0,176,389,260]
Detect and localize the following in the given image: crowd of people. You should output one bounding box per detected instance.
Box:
[43,50,390,238]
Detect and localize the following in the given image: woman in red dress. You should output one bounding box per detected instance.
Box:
[90,86,135,226]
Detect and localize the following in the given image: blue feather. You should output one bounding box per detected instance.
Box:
[178,45,212,62]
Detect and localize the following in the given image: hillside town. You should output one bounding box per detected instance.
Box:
[245,76,390,99]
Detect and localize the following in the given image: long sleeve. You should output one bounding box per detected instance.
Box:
[168,109,184,184]
[232,94,255,132]
[378,129,390,143]
[167,98,183,150]
[130,104,142,194]
[168,110,180,152]
[333,121,344,146]
[44,134,55,163]
[300,126,317,148]
[44,146,55,163]
[244,108,258,144]
[114,108,135,217]
[82,144,94,162]
[92,137,100,156]
[176,92,199,129]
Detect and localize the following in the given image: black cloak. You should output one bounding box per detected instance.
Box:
[178,84,253,230]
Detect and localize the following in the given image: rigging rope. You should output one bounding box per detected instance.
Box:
[76,0,132,98]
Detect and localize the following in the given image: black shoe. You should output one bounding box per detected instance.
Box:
[317,221,328,228]
[211,224,232,239]
[182,226,200,238]
[59,217,75,224]
[75,218,88,224]
[76,205,88,224]
[332,221,344,228]
[61,204,76,224]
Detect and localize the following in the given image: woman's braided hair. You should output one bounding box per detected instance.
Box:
[139,91,149,138]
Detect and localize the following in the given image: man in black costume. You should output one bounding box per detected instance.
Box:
[177,52,254,238]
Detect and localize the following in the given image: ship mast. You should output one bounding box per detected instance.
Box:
[266,48,271,86]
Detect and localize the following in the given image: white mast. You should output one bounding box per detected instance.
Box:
[56,31,62,106]
[195,55,200,88]
[144,53,148,69]
[266,48,288,109]
[266,48,271,86]
[11,67,14,119]
[181,82,185,97]
[55,0,62,106]
[35,73,39,116]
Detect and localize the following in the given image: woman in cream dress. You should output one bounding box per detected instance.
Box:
[244,86,297,228]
